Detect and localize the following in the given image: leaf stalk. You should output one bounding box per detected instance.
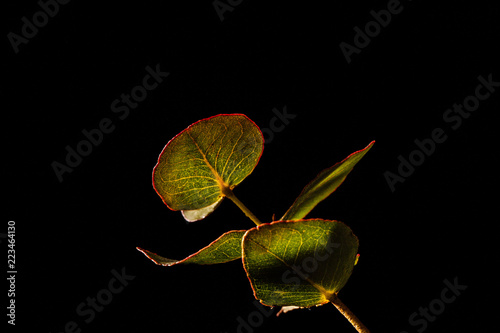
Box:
[329,295,370,333]
[223,187,262,226]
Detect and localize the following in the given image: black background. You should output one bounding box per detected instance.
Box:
[5,1,498,332]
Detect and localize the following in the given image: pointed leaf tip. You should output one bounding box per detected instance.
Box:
[137,229,247,266]
[281,141,374,221]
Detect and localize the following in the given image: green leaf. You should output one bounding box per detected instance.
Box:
[137,230,246,266]
[153,114,264,221]
[281,141,374,221]
[242,219,358,307]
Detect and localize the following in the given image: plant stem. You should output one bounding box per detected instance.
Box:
[223,187,262,226]
[329,295,370,333]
